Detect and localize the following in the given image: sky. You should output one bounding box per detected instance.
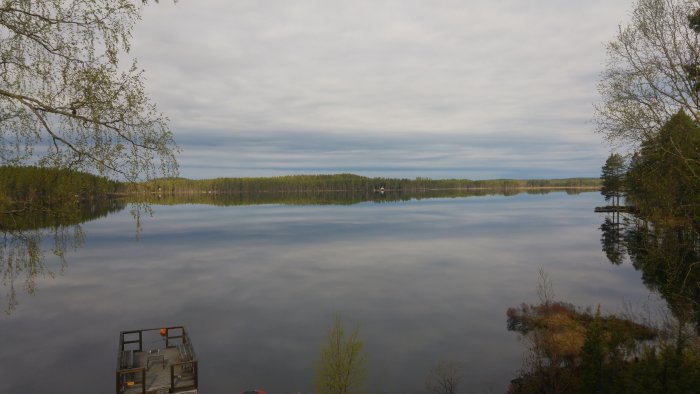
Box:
[129,0,634,180]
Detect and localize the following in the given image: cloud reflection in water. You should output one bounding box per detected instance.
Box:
[0,192,654,393]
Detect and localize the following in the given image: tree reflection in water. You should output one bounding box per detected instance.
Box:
[0,200,125,314]
[600,212,700,331]
[599,213,625,266]
[0,188,579,316]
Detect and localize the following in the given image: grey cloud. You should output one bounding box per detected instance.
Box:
[129,0,631,177]
[172,129,607,179]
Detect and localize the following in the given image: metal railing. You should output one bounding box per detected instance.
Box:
[116,326,198,394]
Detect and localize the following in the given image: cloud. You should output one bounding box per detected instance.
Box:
[129,0,632,178]
[172,130,607,179]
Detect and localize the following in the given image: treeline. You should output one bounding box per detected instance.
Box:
[0,167,600,206]
[0,165,120,207]
[138,174,600,194]
[601,111,700,225]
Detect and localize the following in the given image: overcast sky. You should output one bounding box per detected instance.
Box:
[130,0,633,180]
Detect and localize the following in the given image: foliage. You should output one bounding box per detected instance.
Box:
[625,111,700,224]
[600,153,626,206]
[511,338,700,394]
[0,165,124,314]
[588,1,700,390]
[627,344,700,393]
[596,0,700,147]
[505,297,691,394]
[507,302,655,360]
[0,167,599,209]
[424,360,464,394]
[604,111,700,331]
[510,267,700,394]
[0,0,178,181]
[0,165,120,211]
[315,315,367,394]
[507,271,658,394]
[579,308,605,393]
[139,174,601,195]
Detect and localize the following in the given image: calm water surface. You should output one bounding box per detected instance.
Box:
[0,192,656,393]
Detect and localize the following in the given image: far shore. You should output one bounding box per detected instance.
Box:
[121,185,600,195]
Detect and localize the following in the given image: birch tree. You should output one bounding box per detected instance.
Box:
[0,0,178,181]
[596,0,700,147]
[315,315,367,394]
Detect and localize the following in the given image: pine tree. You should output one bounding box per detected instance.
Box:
[600,154,626,207]
[580,308,606,393]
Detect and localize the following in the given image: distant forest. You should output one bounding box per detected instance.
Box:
[0,167,600,203]
[0,166,599,225]
[0,166,120,205]
[140,173,601,194]
[0,166,124,229]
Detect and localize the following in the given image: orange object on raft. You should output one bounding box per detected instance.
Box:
[159,328,167,337]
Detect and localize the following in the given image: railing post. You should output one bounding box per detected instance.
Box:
[116,371,120,394]
[141,369,146,394]
[194,361,198,388]
[170,364,175,392]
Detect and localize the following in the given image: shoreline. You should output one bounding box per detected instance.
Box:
[118,185,600,195]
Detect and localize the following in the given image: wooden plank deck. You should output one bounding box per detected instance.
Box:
[138,348,176,391]
[121,347,196,394]
[117,326,197,394]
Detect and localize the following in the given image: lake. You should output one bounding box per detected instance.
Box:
[0,191,659,393]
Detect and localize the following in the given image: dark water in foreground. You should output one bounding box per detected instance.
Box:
[0,192,657,393]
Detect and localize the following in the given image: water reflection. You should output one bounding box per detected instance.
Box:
[0,191,652,394]
[130,187,587,206]
[0,200,124,313]
[599,212,700,330]
[599,213,625,266]
[0,188,586,316]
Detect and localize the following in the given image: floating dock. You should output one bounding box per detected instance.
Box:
[594,205,635,213]
[116,326,198,394]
